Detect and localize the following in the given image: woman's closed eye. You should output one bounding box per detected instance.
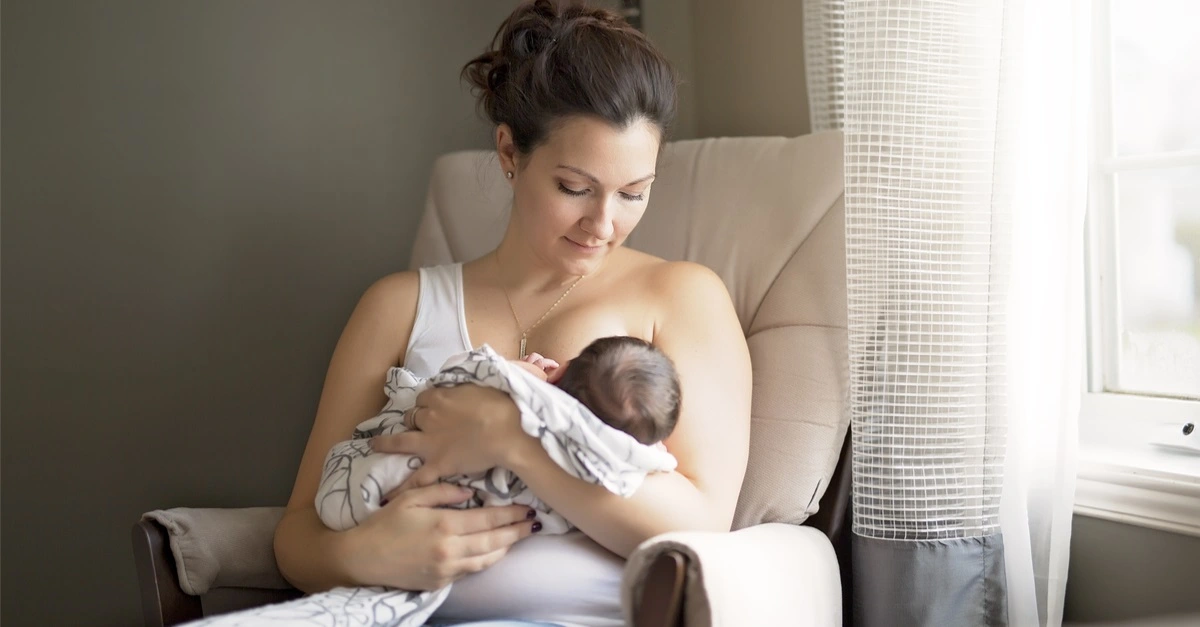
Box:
[557,182,645,202]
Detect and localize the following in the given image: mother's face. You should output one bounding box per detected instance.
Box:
[499,115,661,277]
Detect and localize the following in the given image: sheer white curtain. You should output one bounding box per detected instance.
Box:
[997,1,1088,624]
[804,0,1087,624]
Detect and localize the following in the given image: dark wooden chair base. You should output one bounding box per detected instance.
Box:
[132,519,203,627]
[633,551,687,627]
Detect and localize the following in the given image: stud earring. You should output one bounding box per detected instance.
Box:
[506,171,514,179]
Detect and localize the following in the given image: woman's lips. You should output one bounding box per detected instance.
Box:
[565,237,605,253]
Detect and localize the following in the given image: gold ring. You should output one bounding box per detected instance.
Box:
[406,406,423,431]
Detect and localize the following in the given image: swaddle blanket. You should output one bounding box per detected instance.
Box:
[185,345,676,627]
[318,345,676,535]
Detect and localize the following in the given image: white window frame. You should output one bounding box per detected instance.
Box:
[1077,0,1200,537]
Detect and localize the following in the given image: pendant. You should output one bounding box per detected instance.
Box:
[520,336,527,360]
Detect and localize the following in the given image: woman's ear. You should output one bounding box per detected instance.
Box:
[496,124,518,180]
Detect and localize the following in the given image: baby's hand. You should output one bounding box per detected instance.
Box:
[522,352,560,373]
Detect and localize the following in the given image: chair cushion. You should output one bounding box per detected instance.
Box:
[410,132,848,529]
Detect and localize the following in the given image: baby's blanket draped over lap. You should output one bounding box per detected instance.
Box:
[184,345,677,627]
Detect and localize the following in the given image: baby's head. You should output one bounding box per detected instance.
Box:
[554,336,681,445]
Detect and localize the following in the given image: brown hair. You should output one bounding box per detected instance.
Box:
[461,0,678,156]
[556,336,681,445]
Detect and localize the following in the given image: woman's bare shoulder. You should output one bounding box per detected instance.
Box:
[612,247,714,279]
[639,258,726,301]
[610,250,732,326]
[348,272,424,352]
[359,270,421,312]
[327,271,423,376]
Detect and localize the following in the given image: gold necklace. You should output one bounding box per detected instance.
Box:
[495,253,585,359]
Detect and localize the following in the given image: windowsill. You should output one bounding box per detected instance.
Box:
[1075,393,1200,538]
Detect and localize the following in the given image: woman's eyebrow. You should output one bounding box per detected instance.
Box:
[556,165,655,186]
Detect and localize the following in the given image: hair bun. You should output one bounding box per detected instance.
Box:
[461,0,559,122]
[462,0,678,154]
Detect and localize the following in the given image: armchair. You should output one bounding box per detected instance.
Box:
[133,131,850,626]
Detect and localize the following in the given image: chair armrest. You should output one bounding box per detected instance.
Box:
[133,508,304,626]
[622,523,842,627]
[138,507,294,595]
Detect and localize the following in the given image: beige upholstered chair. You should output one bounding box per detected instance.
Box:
[133,131,850,626]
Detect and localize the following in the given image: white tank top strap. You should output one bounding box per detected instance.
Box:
[403,263,473,378]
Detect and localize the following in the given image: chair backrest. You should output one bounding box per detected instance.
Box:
[410,131,848,529]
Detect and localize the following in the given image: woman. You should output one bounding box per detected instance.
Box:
[273,2,751,625]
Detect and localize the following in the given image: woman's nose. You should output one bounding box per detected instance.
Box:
[582,199,615,240]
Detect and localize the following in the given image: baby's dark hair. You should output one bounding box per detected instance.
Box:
[556,336,681,445]
[461,0,678,156]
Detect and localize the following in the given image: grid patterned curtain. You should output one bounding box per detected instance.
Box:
[834,1,1012,624]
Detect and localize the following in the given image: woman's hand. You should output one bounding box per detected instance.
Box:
[342,482,537,590]
[371,384,531,493]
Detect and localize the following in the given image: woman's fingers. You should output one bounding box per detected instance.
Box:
[447,504,537,536]
[369,431,422,454]
[457,518,537,558]
[414,387,443,409]
[396,463,443,493]
[456,546,513,575]
[443,529,531,583]
[391,482,474,509]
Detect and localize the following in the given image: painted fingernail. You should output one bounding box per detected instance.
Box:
[532,521,543,533]
[380,499,389,507]
[526,509,537,519]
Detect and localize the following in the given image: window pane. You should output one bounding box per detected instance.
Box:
[1112,0,1200,154]
[1114,166,1200,398]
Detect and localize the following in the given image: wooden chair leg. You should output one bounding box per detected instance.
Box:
[633,550,687,627]
[132,519,204,627]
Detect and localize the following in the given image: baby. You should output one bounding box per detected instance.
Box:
[514,335,681,445]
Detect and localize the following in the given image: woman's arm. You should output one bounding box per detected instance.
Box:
[274,272,536,592]
[274,272,418,590]
[385,262,752,557]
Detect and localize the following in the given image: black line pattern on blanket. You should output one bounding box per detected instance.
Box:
[316,439,374,529]
[182,586,447,627]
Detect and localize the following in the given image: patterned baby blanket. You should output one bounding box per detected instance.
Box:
[184,344,676,627]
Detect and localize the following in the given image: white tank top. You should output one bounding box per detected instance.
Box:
[404,263,625,627]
